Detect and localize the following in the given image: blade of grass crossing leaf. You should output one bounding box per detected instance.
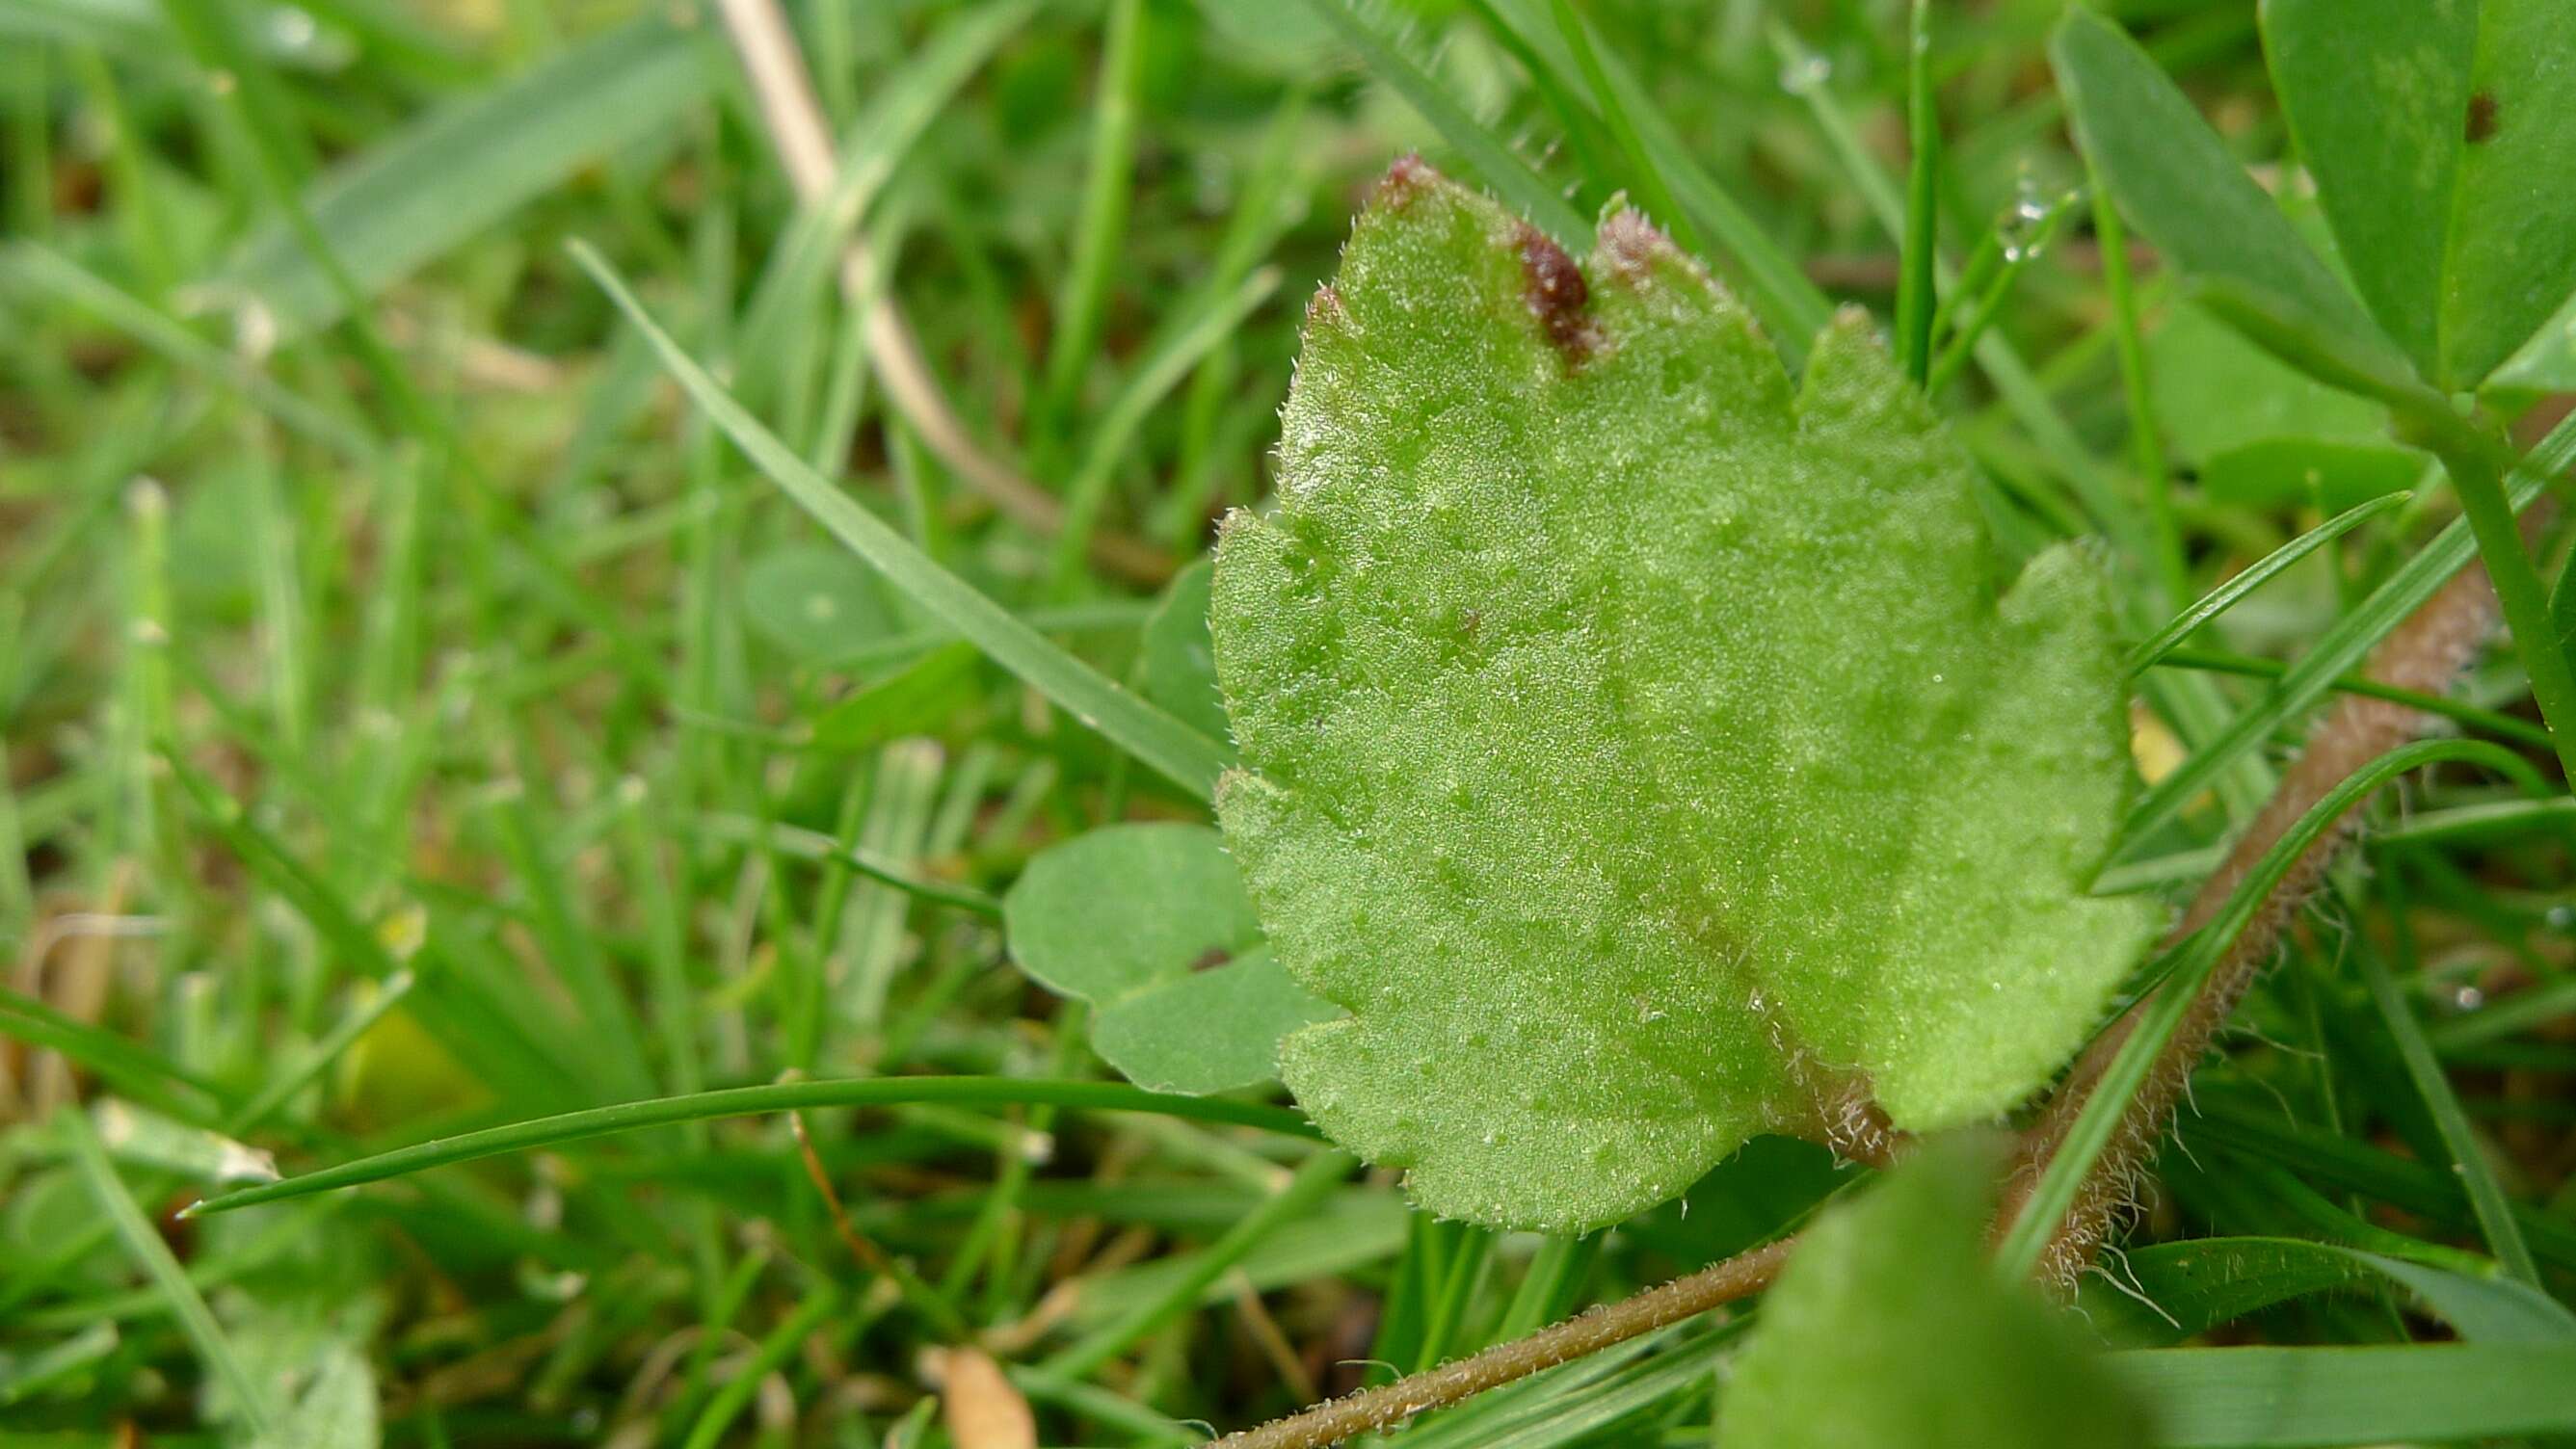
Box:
[2362,868,2540,1284]
[1895,0,1936,385]
[2123,413,2568,845]
[2111,1343,2576,1446]
[64,1107,279,1436]
[1292,0,1587,248]
[571,243,1231,800]
[1998,739,2551,1279]
[185,1077,1322,1216]
[2123,492,2412,675]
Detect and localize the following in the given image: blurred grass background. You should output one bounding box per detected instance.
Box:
[3,0,2570,1444]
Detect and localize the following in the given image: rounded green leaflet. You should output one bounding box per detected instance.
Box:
[1211,161,2158,1233]
[740,544,895,662]
[1003,823,1339,1095]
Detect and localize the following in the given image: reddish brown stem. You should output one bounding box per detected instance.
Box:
[2005,514,2534,1284]
[1209,1238,1795,1449]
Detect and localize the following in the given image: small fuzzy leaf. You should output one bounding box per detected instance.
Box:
[1714,1138,2151,1449]
[1212,161,2156,1231]
[1004,824,1338,1094]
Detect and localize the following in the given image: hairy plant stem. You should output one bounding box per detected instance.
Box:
[1219,508,2537,1449]
[2004,506,2535,1284]
[1209,1238,1795,1449]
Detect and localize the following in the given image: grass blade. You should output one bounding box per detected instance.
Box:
[64,1106,278,1436]
[571,242,1234,801]
[1544,0,1693,259]
[2111,1343,2576,1446]
[184,1076,1321,1218]
[1293,0,1588,247]
[220,16,713,329]
[2123,409,2571,845]
[1895,0,1936,385]
[2123,491,2412,675]
[2363,872,2541,1285]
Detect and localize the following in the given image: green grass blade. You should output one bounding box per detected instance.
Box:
[2123,408,2572,845]
[690,811,1002,917]
[1486,0,1832,356]
[224,968,416,1136]
[571,242,1233,801]
[0,988,226,1123]
[1293,0,1588,248]
[2363,877,2541,1285]
[1039,0,1145,432]
[2111,1344,2576,1446]
[2148,646,2556,753]
[679,1283,842,1449]
[1895,0,1936,385]
[184,1077,1321,1217]
[64,1106,279,1436]
[0,243,377,461]
[221,16,713,330]
[1545,0,1695,260]
[2123,492,2412,675]
[1039,1148,1354,1379]
[1048,265,1280,590]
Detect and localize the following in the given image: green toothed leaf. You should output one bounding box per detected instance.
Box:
[1211,162,2157,1232]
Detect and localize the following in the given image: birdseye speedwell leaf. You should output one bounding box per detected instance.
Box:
[1211,160,2159,1232]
